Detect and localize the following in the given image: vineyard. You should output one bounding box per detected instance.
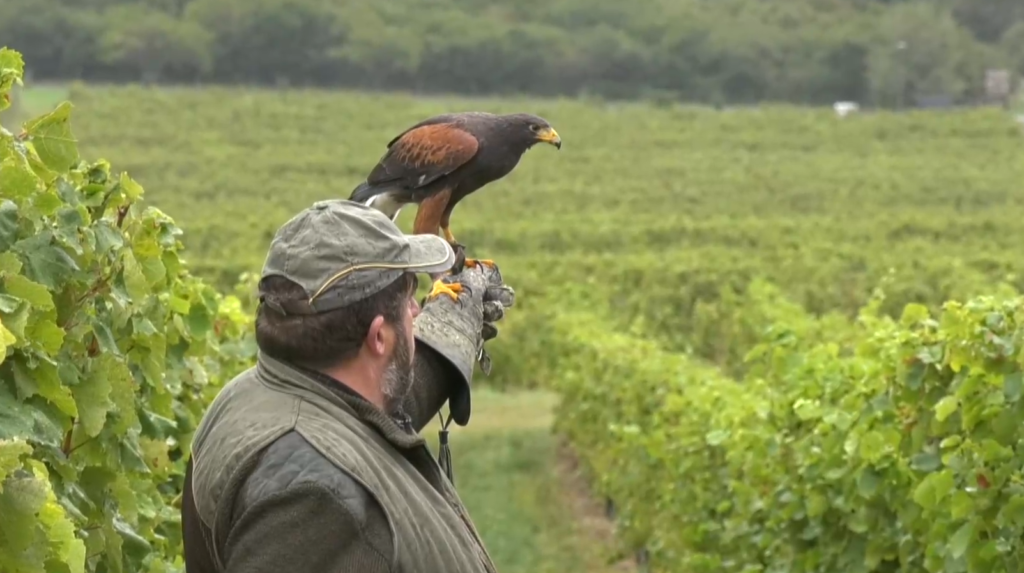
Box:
[4,44,1024,572]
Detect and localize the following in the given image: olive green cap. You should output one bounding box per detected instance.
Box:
[259,199,455,314]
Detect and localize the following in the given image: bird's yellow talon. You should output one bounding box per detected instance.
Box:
[442,227,456,244]
[427,279,462,301]
[464,258,495,269]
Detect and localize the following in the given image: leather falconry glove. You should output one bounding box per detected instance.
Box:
[413,261,515,427]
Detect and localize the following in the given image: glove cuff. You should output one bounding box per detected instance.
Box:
[413,310,479,425]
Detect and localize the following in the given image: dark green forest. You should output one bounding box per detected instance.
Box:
[2,0,1023,107]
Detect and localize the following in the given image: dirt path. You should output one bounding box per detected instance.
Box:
[553,437,639,573]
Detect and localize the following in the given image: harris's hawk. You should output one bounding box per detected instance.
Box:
[349,112,560,300]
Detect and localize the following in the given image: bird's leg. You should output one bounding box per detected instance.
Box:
[449,243,467,275]
[442,224,457,245]
[439,213,469,274]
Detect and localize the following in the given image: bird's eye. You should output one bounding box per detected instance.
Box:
[530,124,539,131]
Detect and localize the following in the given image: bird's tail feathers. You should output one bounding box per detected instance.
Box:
[349,180,379,204]
[351,182,407,221]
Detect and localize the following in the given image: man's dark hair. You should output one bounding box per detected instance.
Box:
[255,272,417,369]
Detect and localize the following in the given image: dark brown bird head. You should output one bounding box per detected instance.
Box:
[500,113,561,151]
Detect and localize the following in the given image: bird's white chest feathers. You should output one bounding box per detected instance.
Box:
[364,191,405,221]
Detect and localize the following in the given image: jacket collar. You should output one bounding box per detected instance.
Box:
[255,351,425,450]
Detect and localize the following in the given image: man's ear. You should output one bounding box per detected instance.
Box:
[365,315,388,357]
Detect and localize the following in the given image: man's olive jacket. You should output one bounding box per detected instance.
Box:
[180,345,498,573]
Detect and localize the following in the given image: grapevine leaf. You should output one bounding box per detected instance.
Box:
[912,469,954,510]
[114,516,153,564]
[998,495,1024,528]
[1004,372,1022,402]
[93,222,125,257]
[0,199,19,250]
[106,355,136,436]
[54,206,85,255]
[1,297,31,340]
[22,101,79,173]
[122,250,150,302]
[0,317,15,364]
[54,178,78,206]
[950,490,973,520]
[140,253,166,286]
[0,469,48,556]
[119,437,150,474]
[0,48,25,101]
[0,159,39,202]
[910,451,941,472]
[940,435,962,449]
[38,491,86,573]
[0,294,18,313]
[26,311,65,355]
[3,274,54,310]
[0,251,22,274]
[934,396,958,422]
[705,429,729,445]
[91,318,120,357]
[13,231,79,290]
[111,473,138,524]
[13,359,76,418]
[119,172,143,202]
[900,303,930,325]
[949,520,973,559]
[0,382,65,446]
[33,186,63,216]
[72,356,115,438]
[0,438,32,487]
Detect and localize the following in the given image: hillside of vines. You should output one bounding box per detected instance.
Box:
[54,82,1024,387]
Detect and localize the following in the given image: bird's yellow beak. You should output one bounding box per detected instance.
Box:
[535,126,561,149]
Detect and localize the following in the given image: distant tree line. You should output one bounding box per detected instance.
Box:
[2,0,1023,107]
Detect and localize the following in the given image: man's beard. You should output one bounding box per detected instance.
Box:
[381,323,415,415]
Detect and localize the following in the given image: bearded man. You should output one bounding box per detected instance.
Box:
[180,199,516,573]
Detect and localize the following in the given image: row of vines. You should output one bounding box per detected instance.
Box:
[0,48,256,573]
[553,277,1024,572]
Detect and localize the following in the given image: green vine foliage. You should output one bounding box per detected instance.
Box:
[553,278,1024,573]
[0,48,256,573]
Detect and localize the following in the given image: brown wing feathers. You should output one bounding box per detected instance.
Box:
[367,123,479,189]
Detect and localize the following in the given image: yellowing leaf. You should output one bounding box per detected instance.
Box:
[119,172,143,202]
[0,316,15,365]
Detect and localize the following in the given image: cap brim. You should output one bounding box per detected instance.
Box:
[404,234,456,274]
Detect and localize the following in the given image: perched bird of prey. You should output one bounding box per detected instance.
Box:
[349,111,561,300]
